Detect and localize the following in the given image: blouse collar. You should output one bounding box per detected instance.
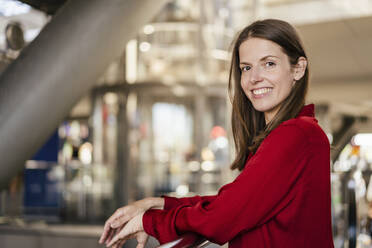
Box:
[296,103,315,118]
[244,103,316,165]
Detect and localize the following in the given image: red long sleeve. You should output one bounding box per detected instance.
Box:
[162,195,217,211]
[143,104,334,247]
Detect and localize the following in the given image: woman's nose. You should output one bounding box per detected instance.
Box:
[250,66,263,84]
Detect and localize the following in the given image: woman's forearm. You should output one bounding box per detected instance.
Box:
[143,197,165,210]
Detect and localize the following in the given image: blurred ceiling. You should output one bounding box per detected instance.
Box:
[0,0,372,121]
[298,15,372,118]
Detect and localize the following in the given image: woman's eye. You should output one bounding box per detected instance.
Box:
[265,61,275,67]
[241,66,251,72]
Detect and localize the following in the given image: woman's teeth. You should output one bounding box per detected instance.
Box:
[252,88,272,95]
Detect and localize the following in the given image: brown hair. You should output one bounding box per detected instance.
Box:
[229,19,309,171]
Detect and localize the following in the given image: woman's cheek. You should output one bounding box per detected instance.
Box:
[240,82,249,98]
[243,88,251,99]
[240,76,248,91]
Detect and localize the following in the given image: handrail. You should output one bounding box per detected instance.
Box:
[157,233,211,248]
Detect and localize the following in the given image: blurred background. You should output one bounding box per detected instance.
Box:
[0,0,372,247]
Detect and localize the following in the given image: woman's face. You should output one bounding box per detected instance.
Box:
[239,37,305,124]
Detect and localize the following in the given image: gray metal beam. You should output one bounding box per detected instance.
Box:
[0,0,169,189]
[331,116,356,162]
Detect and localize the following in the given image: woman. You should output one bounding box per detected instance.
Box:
[99,19,334,248]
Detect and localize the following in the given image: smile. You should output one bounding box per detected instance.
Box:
[252,87,273,95]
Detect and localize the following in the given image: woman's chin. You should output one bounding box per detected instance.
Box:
[251,104,274,113]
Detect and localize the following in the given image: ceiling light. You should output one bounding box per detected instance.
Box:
[0,0,31,17]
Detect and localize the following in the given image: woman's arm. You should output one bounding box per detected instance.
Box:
[99,197,164,244]
[99,194,218,245]
[163,195,217,210]
[100,196,217,246]
[143,124,316,245]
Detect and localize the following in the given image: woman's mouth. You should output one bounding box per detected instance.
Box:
[251,87,273,98]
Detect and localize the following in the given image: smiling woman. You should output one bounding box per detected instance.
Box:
[99,19,334,248]
[229,19,309,171]
[239,38,307,124]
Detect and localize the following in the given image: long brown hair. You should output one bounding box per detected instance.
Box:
[229,19,309,171]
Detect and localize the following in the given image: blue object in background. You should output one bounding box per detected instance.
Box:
[32,130,59,162]
[24,168,60,208]
[23,166,63,220]
[24,130,62,221]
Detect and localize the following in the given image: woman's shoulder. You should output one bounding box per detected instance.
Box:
[273,115,330,146]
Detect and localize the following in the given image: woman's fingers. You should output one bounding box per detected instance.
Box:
[110,205,137,229]
[105,227,117,245]
[136,243,145,248]
[107,231,135,248]
[100,206,133,243]
[106,229,128,247]
[117,239,127,248]
[107,208,127,226]
[100,198,153,244]
[113,232,147,248]
[137,232,149,244]
[111,239,123,248]
[100,202,147,245]
[111,240,121,248]
[99,211,122,243]
[99,220,113,243]
[110,240,118,248]
[106,214,142,247]
[110,212,132,229]
[106,226,147,248]
[136,232,149,248]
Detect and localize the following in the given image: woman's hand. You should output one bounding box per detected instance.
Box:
[106,212,148,248]
[99,197,164,245]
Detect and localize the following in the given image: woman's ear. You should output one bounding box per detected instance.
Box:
[293,56,307,81]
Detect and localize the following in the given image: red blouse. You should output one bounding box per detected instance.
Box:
[143,104,334,248]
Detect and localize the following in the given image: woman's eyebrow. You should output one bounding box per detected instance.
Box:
[260,55,279,60]
[240,55,279,65]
